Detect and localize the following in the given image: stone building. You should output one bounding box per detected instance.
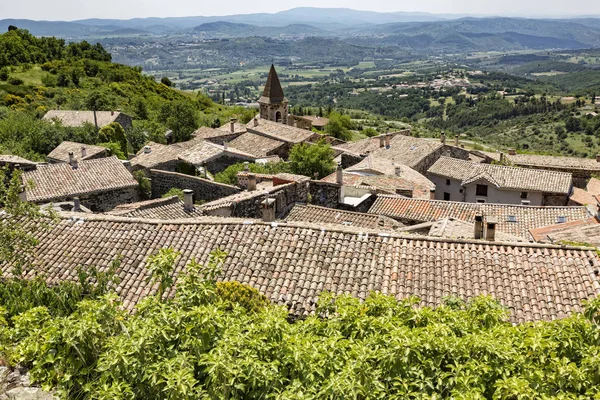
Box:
[22,156,138,212]
[427,157,573,206]
[47,141,107,164]
[42,110,133,130]
[259,65,288,124]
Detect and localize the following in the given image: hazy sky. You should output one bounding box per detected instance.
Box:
[5,0,600,21]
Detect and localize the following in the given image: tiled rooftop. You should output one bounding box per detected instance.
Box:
[369,195,592,239]
[482,152,600,171]
[178,141,256,166]
[228,132,286,157]
[428,156,573,194]
[42,110,127,127]
[285,204,403,230]
[191,126,241,141]
[130,142,189,170]
[47,141,107,163]
[530,218,600,246]
[425,217,526,242]
[22,156,138,202]
[0,155,37,167]
[217,122,247,135]
[247,119,316,143]
[107,196,204,219]
[6,213,600,323]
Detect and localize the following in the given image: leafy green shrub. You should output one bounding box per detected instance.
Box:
[161,188,184,200]
[133,170,151,200]
[7,77,23,85]
[216,281,268,313]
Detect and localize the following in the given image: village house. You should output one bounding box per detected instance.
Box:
[22,156,138,212]
[177,140,257,175]
[47,141,107,164]
[5,211,600,323]
[335,132,470,175]
[321,156,435,200]
[475,150,600,187]
[107,192,204,219]
[0,155,38,171]
[368,195,592,240]
[42,110,133,130]
[246,118,320,159]
[428,156,573,206]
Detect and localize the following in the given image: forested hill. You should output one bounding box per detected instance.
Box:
[0,28,252,161]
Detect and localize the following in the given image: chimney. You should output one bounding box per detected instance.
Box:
[454,135,459,147]
[81,146,87,158]
[143,145,151,154]
[223,141,228,151]
[71,158,78,170]
[474,214,483,239]
[430,188,436,200]
[243,161,250,171]
[440,132,446,144]
[314,172,319,180]
[111,110,114,116]
[201,162,207,179]
[230,118,237,133]
[73,197,81,212]
[183,189,194,212]
[508,148,517,156]
[395,165,403,176]
[247,174,257,191]
[385,134,391,148]
[379,136,385,148]
[500,153,505,163]
[484,217,498,242]
[253,118,259,127]
[261,198,276,222]
[596,154,600,162]
[336,163,343,185]
[68,151,75,165]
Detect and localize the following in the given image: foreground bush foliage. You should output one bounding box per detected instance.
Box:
[0,249,599,399]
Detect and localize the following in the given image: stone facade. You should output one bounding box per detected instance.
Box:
[150,169,240,202]
[231,182,308,219]
[412,145,470,175]
[44,187,139,212]
[113,113,133,130]
[205,154,255,175]
[309,181,341,209]
[260,102,288,124]
[542,193,571,206]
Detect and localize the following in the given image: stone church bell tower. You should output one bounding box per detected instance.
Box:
[258,64,288,124]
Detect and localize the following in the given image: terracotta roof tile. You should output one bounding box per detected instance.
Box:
[47,141,107,163]
[285,204,403,230]
[178,141,256,166]
[530,218,600,245]
[369,196,591,239]
[22,156,138,202]
[5,213,600,323]
[42,110,129,127]
[428,156,573,194]
[108,196,204,219]
[247,119,316,143]
[228,132,286,157]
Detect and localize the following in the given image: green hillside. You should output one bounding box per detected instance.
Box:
[0,28,253,160]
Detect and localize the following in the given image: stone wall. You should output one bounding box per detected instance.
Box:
[542,193,570,206]
[0,366,55,400]
[413,145,470,175]
[204,154,256,175]
[309,181,341,209]
[237,172,275,189]
[229,182,309,219]
[340,153,364,169]
[115,113,133,130]
[37,186,139,212]
[150,169,240,202]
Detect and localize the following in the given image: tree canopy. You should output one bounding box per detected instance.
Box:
[288,140,336,179]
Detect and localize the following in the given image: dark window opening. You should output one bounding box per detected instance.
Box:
[520,192,528,199]
[476,184,488,197]
[443,192,450,201]
[275,111,282,123]
[445,179,451,185]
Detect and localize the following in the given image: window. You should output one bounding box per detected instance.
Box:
[446,179,451,185]
[275,111,282,123]
[443,192,450,201]
[507,215,517,223]
[557,216,566,224]
[476,199,486,203]
[476,184,488,197]
[520,192,528,199]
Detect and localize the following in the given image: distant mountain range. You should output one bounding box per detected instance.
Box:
[1,7,600,53]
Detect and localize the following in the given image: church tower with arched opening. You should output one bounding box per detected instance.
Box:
[258,64,288,124]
